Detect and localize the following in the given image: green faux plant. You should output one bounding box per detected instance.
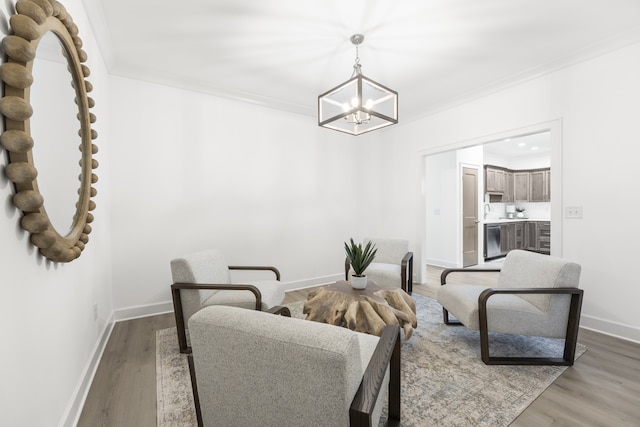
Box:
[344,238,377,277]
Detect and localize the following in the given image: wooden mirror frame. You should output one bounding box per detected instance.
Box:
[0,0,98,263]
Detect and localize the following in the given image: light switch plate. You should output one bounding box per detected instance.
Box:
[565,206,583,219]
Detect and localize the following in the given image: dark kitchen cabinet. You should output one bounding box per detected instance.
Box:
[500,222,524,253]
[524,221,551,253]
[500,223,515,253]
[525,221,538,251]
[486,220,549,261]
[485,167,505,193]
[514,222,524,249]
[537,221,551,254]
[486,165,550,203]
[514,172,529,201]
[530,169,550,202]
[503,171,514,202]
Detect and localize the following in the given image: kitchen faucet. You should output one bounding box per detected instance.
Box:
[484,203,491,219]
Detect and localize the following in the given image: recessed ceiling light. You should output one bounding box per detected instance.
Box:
[531,146,539,151]
[518,142,526,147]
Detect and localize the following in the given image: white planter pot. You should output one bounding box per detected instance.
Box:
[350,275,367,289]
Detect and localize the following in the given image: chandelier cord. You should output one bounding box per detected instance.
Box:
[351,44,362,78]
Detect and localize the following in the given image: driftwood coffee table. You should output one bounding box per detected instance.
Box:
[303,280,417,339]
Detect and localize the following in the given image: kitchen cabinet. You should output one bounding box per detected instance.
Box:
[525,221,537,251]
[537,221,551,254]
[499,222,525,253]
[514,172,529,201]
[485,220,549,261]
[503,171,514,202]
[486,165,550,203]
[500,223,515,253]
[524,221,551,253]
[514,222,524,249]
[485,167,505,193]
[529,169,550,202]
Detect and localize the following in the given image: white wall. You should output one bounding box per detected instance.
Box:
[370,41,640,342]
[0,1,113,426]
[107,77,370,315]
[424,151,457,266]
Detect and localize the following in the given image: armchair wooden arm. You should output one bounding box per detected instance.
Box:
[440,267,502,286]
[228,265,281,281]
[345,256,351,281]
[350,324,402,427]
[266,305,291,316]
[171,283,262,354]
[478,287,584,365]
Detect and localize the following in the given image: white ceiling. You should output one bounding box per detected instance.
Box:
[484,131,551,159]
[85,0,640,123]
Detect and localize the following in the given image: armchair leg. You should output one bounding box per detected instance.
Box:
[479,291,584,366]
[171,286,191,354]
[387,333,401,427]
[187,354,203,427]
[443,308,463,326]
[400,255,413,295]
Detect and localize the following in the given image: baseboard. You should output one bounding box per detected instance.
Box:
[111,275,343,322]
[113,301,175,321]
[580,314,640,345]
[281,273,343,291]
[60,312,115,427]
[426,258,458,269]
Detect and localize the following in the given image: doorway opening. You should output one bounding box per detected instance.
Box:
[418,120,562,282]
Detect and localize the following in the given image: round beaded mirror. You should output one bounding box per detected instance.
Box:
[1,0,98,262]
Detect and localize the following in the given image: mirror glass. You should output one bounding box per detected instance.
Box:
[30,31,83,236]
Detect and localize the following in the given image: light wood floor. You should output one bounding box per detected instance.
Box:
[78,266,640,426]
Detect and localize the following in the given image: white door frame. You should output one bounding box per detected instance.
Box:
[417,119,563,283]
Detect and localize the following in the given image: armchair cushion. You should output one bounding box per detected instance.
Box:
[189,305,389,427]
[171,249,232,305]
[497,249,581,312]
[363,263,402,288]
[171,249,285,318]
[437,284,571,338]
[364,237,408,264]
[200,279,283,310]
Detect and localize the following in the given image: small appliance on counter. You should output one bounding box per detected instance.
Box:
[505,204,516,219]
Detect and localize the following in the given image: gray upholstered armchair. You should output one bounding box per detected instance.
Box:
[187,305,401,427]
[437,249,583,365]
[170,249,285,353]
[345,237,413,294]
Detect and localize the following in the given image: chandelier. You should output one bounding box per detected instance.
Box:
[318,34,398,136]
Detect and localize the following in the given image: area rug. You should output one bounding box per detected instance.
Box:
[156,295,585,426]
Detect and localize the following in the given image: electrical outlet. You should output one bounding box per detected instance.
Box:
[93,303,98,321]
[565,206,583,219]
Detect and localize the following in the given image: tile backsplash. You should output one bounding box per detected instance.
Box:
[485,202,551,220]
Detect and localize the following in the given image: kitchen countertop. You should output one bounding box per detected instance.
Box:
[483,218,550,224]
